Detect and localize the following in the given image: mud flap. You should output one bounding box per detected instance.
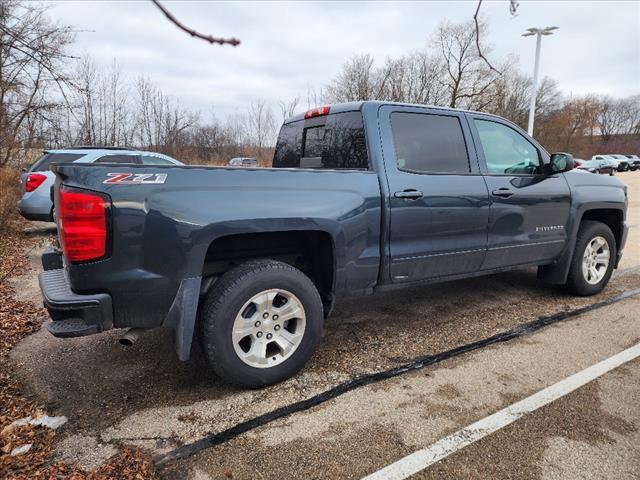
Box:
[163,276,202,361]
[537,241,575,285]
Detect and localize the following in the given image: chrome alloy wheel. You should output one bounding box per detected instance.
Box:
[582,236,610,285]
[231,289,306,368]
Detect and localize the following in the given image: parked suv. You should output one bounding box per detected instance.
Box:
[18,147,182,222]
[592,154,629,172]
[624,154,640,171]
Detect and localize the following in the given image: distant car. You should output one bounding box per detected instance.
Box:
[624,154,640,171]
[610,154,633,172]
[18,147,182,222]
[577,159,615,176]
[228,157,258,167]
[592,154,629,172]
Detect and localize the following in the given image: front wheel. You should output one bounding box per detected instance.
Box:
[199,260,323,388]
[565,221,616,296]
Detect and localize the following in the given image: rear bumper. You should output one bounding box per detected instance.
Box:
[39,263,113,338]
[17,200,53,222]
[17,188,53,221]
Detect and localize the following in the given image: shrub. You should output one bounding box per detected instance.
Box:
[0,168,20,233]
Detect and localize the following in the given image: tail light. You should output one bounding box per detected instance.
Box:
[304,105,331,119]
[58,187,109,263]
[25,173,47,192]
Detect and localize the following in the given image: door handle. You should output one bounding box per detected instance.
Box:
[491,188,515,198]
[394,189,423,200]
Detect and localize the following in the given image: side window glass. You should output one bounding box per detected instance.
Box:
[390,112,470,174]
[95,154,139,164]
[141,155,173,165]
[474,120,541,174]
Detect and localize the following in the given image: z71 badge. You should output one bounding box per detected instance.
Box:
[103,173,167,185]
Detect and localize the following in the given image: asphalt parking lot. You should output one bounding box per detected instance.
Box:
[9,171,640,479]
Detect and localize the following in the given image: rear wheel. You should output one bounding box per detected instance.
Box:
[199,260,323,388]
[565,221,616,296]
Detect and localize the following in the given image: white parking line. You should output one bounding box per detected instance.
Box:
[362,342,640,480]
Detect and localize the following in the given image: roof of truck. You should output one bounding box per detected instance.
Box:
[283,100,499,124]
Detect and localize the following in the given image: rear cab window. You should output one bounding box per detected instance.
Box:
[272,111,369,170]
[29,153,85,172]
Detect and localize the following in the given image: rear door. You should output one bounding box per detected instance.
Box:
[379,105,490,283]
[467,114,571,269]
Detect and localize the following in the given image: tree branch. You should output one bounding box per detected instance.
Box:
[150,0,240,47]
[473,0,502,74]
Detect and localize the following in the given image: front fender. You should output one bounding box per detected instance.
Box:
[538,171,627,284]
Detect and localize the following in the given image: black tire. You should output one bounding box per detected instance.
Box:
[595,169,600,174]
[565,221,616,296]
[199,259,323,388]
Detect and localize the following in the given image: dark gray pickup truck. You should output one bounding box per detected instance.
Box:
[39,101,628,387]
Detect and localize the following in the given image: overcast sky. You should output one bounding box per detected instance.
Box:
[51,0,639,120]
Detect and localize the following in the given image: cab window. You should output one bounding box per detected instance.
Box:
[273,111,368,169]
[474,120,541,175]
[390,112,470,174]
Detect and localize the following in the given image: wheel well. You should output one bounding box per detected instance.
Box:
[581,209,624,250]
[202,231,335,309]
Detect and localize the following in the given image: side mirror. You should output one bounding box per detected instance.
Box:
[547,152,574,174]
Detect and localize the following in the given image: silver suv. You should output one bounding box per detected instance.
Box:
[18,147,182,222]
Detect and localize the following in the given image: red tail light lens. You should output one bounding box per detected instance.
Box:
[58,188,108,263]
[25,173,47,192]
[304,105,331,119]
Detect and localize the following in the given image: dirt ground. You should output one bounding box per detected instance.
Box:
[5,171,640,479]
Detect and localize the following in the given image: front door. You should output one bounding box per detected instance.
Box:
[379,106,490,283]
[468,115,571,269]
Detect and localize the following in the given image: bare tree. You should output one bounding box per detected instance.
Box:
[246,99,276,153]
[325,54,381,102]
[305,85,324,109]
[0,0,75,165]
[134,76,198,154]
[432,19,501,109]
[278,97,300,123]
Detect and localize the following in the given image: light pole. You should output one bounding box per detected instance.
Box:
[522,26,558,136]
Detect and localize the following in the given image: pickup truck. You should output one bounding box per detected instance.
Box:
[39,101,628,388]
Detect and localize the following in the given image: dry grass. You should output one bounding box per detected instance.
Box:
[0,218,158,479]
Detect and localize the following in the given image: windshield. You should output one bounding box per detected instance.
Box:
[29,152,84,172]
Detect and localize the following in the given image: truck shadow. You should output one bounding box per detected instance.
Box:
[11,267,575,435]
